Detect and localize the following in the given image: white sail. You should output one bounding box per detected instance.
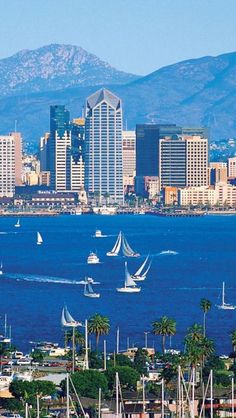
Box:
[142,260,152,277]
[107,232,122,255]
[64,306,76,323]
[37,232,43,244]
[61,306,82,326]
[134,256,149,277]
[122,234,140,257]
[61,307,68,327]
[125,262,137,287]
[15,218,20,227]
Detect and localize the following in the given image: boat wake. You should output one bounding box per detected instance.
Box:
[159,250,178,255]
[4,273,82,285]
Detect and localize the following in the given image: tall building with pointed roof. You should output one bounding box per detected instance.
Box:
[85,88,124,204]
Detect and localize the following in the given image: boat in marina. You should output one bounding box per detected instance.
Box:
[14,218,20,228]
[132,256,152,281]
[37,232,43,245]
[93,229,107,238]
[117,262,141,293]
[84,281,100,298]
[87,252,100,264]
[107,231,140,257]
[216,282,236,310]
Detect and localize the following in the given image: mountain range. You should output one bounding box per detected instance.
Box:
[0,43,236,147]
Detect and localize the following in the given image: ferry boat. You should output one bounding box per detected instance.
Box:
[87,252,100,264]
[94,229,107,238]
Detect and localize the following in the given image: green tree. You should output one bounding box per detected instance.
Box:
[88,313,110,348]
[89,350,103,369]
[31,349,45,363]
[109,354,133,368]
[133,349,148,374]
[10,380,56,405]
[231,330,236,352]
[61,370,108,399]
[105,366,140,390]
[152,316,176,354]
[200,298,212,336]
[65,329,85,348]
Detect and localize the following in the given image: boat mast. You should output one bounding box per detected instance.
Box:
[66,373,70,418]
[116,327,120,354]
[222,282,225,306]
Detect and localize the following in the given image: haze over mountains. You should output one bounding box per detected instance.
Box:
[0,43,236,146]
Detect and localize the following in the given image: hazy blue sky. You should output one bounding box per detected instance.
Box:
[0,0,235,75]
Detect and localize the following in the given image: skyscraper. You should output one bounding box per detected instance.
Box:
[0,136,15,197]
[122,130,136,192]
[49,105,70,190]
[9,132,22,186]
[85,88,123,204]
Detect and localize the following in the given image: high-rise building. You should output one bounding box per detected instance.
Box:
[209,162,227,185]
[70,118,85,192]
[0,136,15,197]
[228,157,236,178]
[9,132,22,186]
[159,136,186,188]
[186,135,208,187]
[85,88,123,204]
[49,105,70,190]
[122,130,136,192]
[40,133,50,172]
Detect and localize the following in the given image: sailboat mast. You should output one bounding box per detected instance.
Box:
[66,373,70,418]
[222,282,225,305]
[4,315,7,338]
[116,327,120,354]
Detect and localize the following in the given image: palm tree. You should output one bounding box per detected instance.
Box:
[231,331,236,352]
[200,298,212,336]
[65,329,85,348]
[152,316,176,354]
[88,313,110,348]
[185,323,203,343]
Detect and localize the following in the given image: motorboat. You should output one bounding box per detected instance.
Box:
[87,252,100,264]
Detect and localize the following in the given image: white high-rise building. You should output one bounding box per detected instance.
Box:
[55,132,71,191]
[85,89,123,204]
[228,157,236,178]
[0,136,15,197]
[186,135,208,187]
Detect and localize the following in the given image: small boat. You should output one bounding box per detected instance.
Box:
[117,262,141,293]
[107,231,140,257]
[216,282,236,310]
[78,277,100,285]
[37,232,43,245]
[132,256,152,281]
[87,252,100,264]
[94,229,107,238]
[0,261,3,276]
[84,282,100,298]
[14,218,20,228]
[61,305,82,327]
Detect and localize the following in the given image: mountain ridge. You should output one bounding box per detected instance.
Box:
[0,45,236,145]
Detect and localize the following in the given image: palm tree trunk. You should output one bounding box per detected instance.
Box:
[162,335,166,354]
[203,312,206,337]
[96,332,100,349]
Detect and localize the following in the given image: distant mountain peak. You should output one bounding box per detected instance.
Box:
[0,43,139,97]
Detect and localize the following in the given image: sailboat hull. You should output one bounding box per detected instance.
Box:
[84,293,100,298]
[116,287,141,293]
[106,252,118,256]
[132,275,146,281]
[216,304,236,310]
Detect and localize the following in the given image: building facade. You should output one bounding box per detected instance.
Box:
[122,130,136,193]
[228,157,236,178]
[10,132,22,186]
[85,89,123,204]
[209,162,227,185]
[186,136,208,187]
[0,136,15,197]
[159,136,186,188]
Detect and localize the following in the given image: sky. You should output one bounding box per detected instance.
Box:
[0,0,236,75]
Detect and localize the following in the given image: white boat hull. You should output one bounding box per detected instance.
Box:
[84,293,100,298]
[87,260,99,264]
[116,287,141,293]
[106,252,118,256]
[132,275,146,281]
[216,304,236,310]
[0,271,3,276]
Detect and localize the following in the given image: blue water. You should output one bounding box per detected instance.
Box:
[0,214,235,354]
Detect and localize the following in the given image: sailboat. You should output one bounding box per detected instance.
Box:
[84,281,100,298]
[107,231,140,257]
[117,262,141,293]
[216,282,236,310]
[61,305,82,327]
[37,232,43,245]
[132,256,152,281]
[0,261,3,276]
[14,218,20,228]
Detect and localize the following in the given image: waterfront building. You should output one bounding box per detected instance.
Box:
[40,133,50,172]
[185,135,208,187]
[38,171,50,186]
[70,118,85,192]
[0,136,15,197]
[159,136,186,189]
[209,162,227,185]
[163,186,178,205]
[228,157,236,178]
[49,105,70,190]
[179,183,236,207]
[85,88,123,204]
[122,130,136,193]
[10,132,22,186]
[135,176,160,199]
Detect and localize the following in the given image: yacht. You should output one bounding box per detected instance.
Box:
[216,282,236,310]
[94,229,107,238]
[87,252,100,264]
